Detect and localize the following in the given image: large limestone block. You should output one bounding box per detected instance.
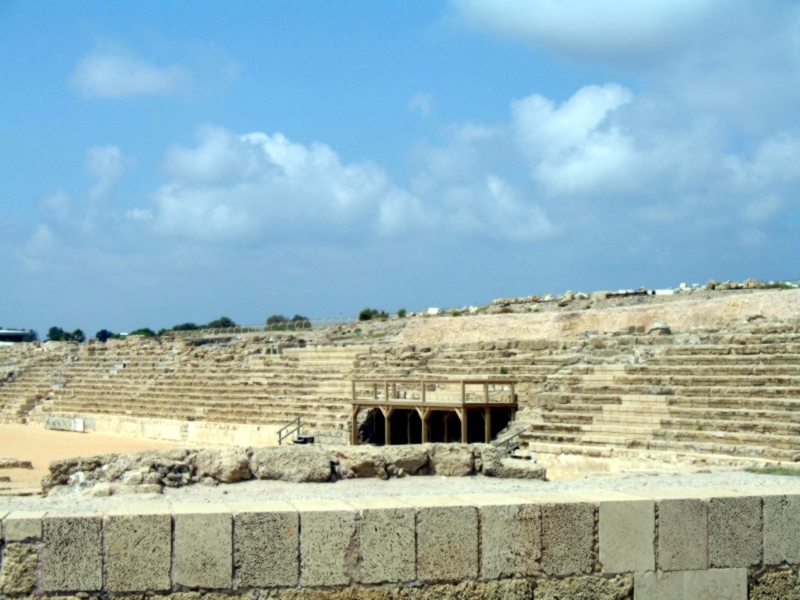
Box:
[708,496,762,568]
[411,495,479,583]
[599,499,655,573]
[43,512,103,592]
[232,501,299,588]
[536,575,633,600]
[173,505,232,589]
[382,445,428,475]
[0,543,38,595]
[540,501,595,576]
[496,459,546,479]
[251,446,332,482]
[425,444,474,476]
[348,497,415,584]
[332,447,388,479]
[3,511,45,542]
[634,568,747,600]
[195,446,251,483]
[458,494,540,579]
[763,494,800,565]
[294,499,357,587]
[104,506,172,592]
[658,498,708,571]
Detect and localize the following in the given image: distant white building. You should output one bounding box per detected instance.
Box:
[0,329,37,344]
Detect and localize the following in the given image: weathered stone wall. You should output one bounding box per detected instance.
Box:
[2,486,799,599]
[41,444,545,496]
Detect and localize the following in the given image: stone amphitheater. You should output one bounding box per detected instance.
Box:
[3,284,800,464]
[3,283,800,599]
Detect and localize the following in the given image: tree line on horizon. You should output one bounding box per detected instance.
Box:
[46,314,315,343]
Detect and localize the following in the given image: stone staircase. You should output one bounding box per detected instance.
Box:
[518,325,800,461]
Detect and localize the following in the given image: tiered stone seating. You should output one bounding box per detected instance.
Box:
[518,324,800,461]
[28,340,369,443]
[0,344,75,423]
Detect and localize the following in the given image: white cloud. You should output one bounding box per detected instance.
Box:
[149,126,416,241]
[72,51,191,99]
[452,0,723,65]
[408,93,434,117]
[511,84,637,194]
[86,146,133,202]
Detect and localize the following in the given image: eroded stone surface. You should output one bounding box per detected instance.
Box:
[234,503,299,588]
[397,579,535,600]
[426,444,474,477]
[541,502,595,577]
[43,513,103,592]
[251,446,332,483]
[658,498,708,572]
[0,543,38,595]
[536,575,632,600]
[708,496,762,568]
[104,509,172,592]
[281,589,392,600]
[195,447,251,483]
[750,570,800,600]
[416,499,479,582]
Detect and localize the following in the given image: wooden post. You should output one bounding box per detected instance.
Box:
[461,380,466,405]
[484,382,489,403]
[510,382,516,403]
[392,383,396,399]
[418,407,429,443]
[458,409,467,443]
[384,381,389,402]
[373,383,378,401]
[443,412,448,442]
[351,405,359,445]
[421,380,426,403]
[351,380,356,403]
[385,407,394,446]
[484,407,491,443]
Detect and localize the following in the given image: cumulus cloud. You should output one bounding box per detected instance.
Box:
[147,126,423,241]
[72,51,191,99]
[127,124,556,245]
[511,84,636,194]
[86,146,134,202]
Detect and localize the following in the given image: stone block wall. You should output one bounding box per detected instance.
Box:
[3,487,800,599]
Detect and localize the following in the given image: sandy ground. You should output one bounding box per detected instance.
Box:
[1,468,799,513]
[396,289,800,345]
[0,424,178,493]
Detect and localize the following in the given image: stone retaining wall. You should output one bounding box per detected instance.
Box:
[2,485,800,599]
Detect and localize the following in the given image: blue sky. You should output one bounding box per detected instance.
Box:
[1,1,799,336]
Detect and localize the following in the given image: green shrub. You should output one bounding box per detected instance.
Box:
[500,366,508,375]
[359,308,385,321]
[206,317,236,329]
[47,327,85,342]
[95,329,114,343]
[267,314,288,325]
[397,308,407,318]
[129,328,156,337]
[172,322,199,331]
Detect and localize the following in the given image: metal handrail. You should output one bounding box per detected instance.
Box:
[492,425,530,456]
[278,415,303,445]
